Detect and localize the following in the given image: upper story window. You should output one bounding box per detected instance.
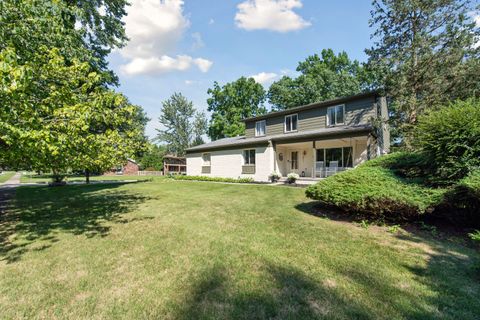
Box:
[243,149,256,165]
[284,114,298,133]
[202,153,211,166]
[255,120,266,136]
[327,105,345,126]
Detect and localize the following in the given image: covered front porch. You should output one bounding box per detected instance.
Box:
[273,136,371,179]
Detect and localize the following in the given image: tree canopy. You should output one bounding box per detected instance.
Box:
[156,93,207,156]
[207,77,266,140]
[268,49,376,110]
[139,143,167,171]
[367,0,480,145]
[0,0,147,179]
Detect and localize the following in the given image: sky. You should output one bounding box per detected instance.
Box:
[107,0,377,139]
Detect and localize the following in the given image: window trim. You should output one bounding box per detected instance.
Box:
[284,113,298,133]
[202,152,211,166]
[326,104,346,127]
[255,120,266,137]
[243,149,256,166]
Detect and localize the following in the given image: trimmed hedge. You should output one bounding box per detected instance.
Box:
[170,175,254,184]
[305,153,446,220]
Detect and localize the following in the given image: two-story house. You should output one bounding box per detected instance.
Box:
[185,92,389,182]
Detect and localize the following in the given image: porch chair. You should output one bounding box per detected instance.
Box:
[326,161,339,177]
[315,161,324,178]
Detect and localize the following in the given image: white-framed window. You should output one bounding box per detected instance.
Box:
[243,149,256,165]
[255,120,266,137]
[284,114,298,133]
[327,105,345,126]
[202,153,211,166]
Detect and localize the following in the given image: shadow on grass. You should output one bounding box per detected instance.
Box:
[0,182,150,263]
[294,201,480,319]
[175,262,372,320]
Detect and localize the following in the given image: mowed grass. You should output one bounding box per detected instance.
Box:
[20,173,153,184]
[0,179,479,319]
[0,172,16,184]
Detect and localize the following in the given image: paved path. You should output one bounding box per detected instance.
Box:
[0,172,21,190]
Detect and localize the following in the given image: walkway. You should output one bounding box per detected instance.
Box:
[0,172,21,190]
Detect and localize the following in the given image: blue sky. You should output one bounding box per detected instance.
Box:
[107,0,375,139]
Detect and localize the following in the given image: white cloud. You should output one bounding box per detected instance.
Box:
[120,0,212,76]
[209,18,215,25]
[235,0,311,32]
[194,58,213,72]
[250,72,279,84]
[121,55,212,76]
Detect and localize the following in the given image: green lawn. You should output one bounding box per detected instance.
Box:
[1,179,479,319]
[0,171,16,184]
[20,173,153,184]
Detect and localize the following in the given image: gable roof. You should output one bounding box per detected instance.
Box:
[243,91,379,122]
[186,124,372,153]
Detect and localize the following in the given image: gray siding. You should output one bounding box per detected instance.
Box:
[245,96,376,139]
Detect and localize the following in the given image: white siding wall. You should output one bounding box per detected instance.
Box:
[186,145,274,182]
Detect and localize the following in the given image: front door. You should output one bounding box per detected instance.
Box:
[290,151,299,173]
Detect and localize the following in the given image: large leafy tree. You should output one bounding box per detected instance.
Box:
[367,0,480,146]
[0,0,147,180]
[207,77,267,140]
[156,93,207,156]
[268,49,376,110]
[0,47,145,181]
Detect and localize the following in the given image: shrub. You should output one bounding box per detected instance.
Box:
[269,172,281,183]
[170,175,254,184]
[469,230,480,242]
[414,99,480,184]
[305,157,446,220]
[363,151,429,181]
[287,173,300,184]
[440,170,480,227]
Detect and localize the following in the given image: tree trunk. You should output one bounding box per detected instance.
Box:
[85,169,90,184]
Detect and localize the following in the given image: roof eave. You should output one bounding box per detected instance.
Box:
[242,91,380,123]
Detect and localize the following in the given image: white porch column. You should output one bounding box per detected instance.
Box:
[312,141,316,178]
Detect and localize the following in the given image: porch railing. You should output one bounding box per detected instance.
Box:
[314,161,349,178]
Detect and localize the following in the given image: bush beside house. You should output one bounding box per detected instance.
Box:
[305,154,445,220]
[414,99,480,184]
[306,100,480,227]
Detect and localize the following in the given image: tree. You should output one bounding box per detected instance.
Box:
[0,1,147,182]
[0,47,146,182]
[139,144,167,171]
[207,77,266,140]
[0,0,128,85]
[367,0,480,146]
[156,93,207,156]
[268,49,376,110]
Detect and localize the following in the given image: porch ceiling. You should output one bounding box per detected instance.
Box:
[276,137,367,148]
